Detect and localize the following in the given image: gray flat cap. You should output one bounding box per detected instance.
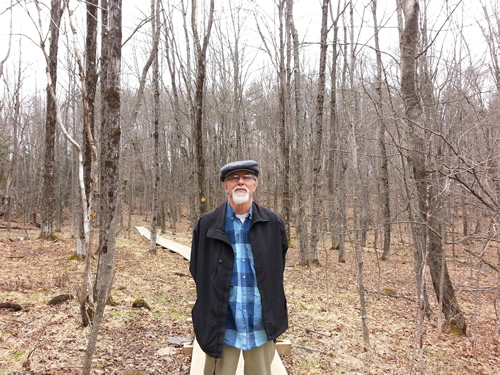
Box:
[220,160,259,181]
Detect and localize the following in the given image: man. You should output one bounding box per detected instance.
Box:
[190,160,289,375]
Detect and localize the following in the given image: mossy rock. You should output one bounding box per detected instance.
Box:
[0,302,22,311]
[48,294,73,306]
[132,298,150,310]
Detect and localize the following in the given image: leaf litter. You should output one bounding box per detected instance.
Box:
[0,220,498,374]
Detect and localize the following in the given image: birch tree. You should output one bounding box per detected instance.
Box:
[149,0,162,253]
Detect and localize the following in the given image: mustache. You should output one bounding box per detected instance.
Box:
[232,185,249,194]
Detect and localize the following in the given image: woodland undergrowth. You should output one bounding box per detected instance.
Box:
[0,217,498,374]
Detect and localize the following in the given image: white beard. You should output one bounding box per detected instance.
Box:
[232,186,250,205]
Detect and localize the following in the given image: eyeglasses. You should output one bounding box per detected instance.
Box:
[225,174,256,183]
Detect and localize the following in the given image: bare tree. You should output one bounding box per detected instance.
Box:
[0,0,13,79]
[307,0,329,266]
[371,0,391,259]
[277,0,291,233]
[83,0,122,372]
[287,0,309,260]
[328,1,348,263]
[399,0,467,342]
[39,0,64,240]
[76,0,99,259]
[150,0,161,253]
[192,0,215,216]
[1,53,21,229]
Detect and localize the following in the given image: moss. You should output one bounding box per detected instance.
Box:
[383,288,396,296]
[132,298,150,310]
[48,294,73,306]
[446,320,467,337]
[67,254,82,261]
[11,351,24,360]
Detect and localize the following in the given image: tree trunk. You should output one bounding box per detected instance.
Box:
[287,0,308,258]
[150,0,161,254]
[77,0,99,258]
[327,3,340,254]
[371,0,391,259]
[2,61,21,229]
[307,0,329,266]
[39,0,64,240]
[191,0,215,217]
[82,0,122,373]
[400,0,466,335]
[278,0,291,233]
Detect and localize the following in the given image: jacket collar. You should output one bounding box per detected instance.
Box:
[206,201,270,243]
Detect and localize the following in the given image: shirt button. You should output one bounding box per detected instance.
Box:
[244,309,247,313]
[242,259,245,262]
[243,293,247,296]
[242,276,246,279]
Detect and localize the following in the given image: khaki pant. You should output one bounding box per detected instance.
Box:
[204,341,276,375]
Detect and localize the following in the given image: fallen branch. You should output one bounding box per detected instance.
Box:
[365,289,415,302]
[463,248,498,272]
[294,344,325,353]
[291,323,333,337]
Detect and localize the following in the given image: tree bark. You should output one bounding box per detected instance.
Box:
[39,0,64,240]
[307,0,329,266]
[83,0,122,372]
[2,60,21,229]
[192,0,215,217]
[287,0,308,259]
[371,0,391,259]
[278,0,291,234]
[150,0,161,254]
[399,0,466,335]
[77,0,99,258]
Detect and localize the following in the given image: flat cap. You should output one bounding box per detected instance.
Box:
[220,160,259,181]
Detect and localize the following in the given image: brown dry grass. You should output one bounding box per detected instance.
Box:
[0,217,498,374]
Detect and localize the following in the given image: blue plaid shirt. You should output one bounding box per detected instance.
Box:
[224,202,268,350]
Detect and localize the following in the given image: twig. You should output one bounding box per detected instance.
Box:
[365,289,416,302]
[294,344,326,353]
[463,248,498,272]
[291,323,333,337]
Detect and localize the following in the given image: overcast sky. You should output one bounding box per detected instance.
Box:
[0,0,492,96]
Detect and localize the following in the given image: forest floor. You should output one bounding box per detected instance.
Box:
[0,217,499,375]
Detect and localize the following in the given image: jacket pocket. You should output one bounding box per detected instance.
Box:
[212,247,223,280]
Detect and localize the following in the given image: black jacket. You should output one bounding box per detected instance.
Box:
[189,201,288,358]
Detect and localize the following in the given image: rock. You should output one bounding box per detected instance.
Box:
[132,298,151,310]
[48,294,74,305]
[0,302,22,311]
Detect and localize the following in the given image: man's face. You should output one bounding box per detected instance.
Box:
[223,171,258,205]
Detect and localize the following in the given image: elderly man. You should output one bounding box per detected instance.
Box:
[190,160,289,375]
